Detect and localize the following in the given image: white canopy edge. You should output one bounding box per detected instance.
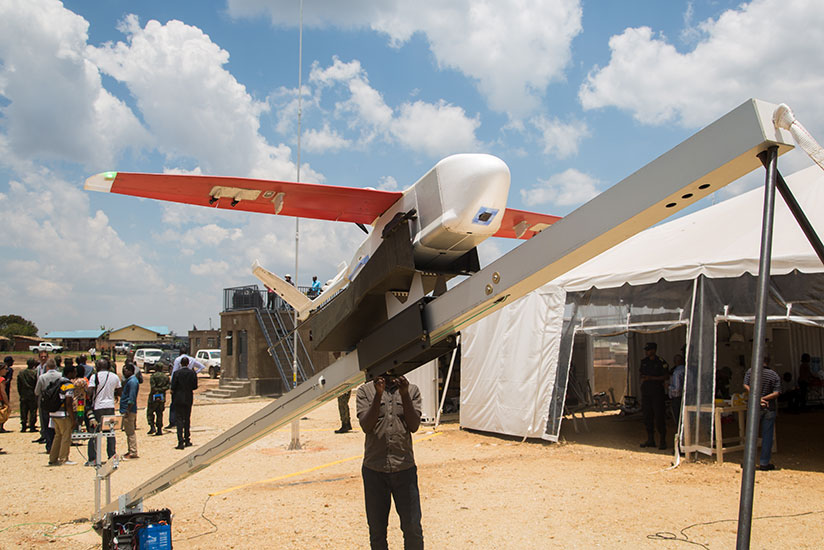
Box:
[557,164,824,293]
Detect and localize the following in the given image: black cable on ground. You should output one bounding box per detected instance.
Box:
[648,510,824,549]
[180,494,219,541]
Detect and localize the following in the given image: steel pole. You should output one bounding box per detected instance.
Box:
[736,146,779,549]
[771,170,824,266]
[289,0,304,451]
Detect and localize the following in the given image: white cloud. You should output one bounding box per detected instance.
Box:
[0,159,173,330]
[520,168,601,207]
[190,259,230,276]
[530,115,589,159]
[341,77,395,134]
[309,57,364,85]
[680,1,703,44]
[0,0,149,168]
[303,123,350,153]
[229,0,583,117]
[303,57,481,156]
[88,14,322,182]
[377,176,400,191]
[579,0,824,130]
[169,224,244,248]
[0,2,335,333]
[391,101,480,156]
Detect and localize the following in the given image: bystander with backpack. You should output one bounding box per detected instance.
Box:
[86,358,121,466]
[44,364,77,466]
[34,358,61,453]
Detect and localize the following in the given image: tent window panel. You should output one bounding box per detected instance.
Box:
[590,335,628,404]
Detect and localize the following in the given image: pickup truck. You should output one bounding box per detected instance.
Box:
[195,349,221,378]
[29,342,63,353]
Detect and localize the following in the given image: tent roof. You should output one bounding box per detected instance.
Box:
[557,165,824,292]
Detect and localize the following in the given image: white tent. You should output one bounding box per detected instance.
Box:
[560,164,824,291]
[461,164,824,442]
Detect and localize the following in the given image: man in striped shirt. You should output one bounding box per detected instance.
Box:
[743,357,782,471]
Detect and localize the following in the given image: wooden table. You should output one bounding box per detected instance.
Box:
[682,403,747,463]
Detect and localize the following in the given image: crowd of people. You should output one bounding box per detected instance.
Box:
[0,348,206,465]
[639,342,819,471]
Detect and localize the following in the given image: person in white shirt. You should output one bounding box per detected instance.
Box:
[86,358,122,465]
[171,354,206,376]
[668,354,686,424]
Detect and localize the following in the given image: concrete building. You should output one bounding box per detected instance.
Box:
[107,324,170,345]
[12,335,42,352]
[188,329,220,351]
[42,330,108,352]
[218,285,331,397]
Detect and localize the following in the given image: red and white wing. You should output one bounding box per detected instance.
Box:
[494,207,562,239]
[84,171,403,225]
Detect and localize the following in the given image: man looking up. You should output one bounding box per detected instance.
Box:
[356,373,424,550]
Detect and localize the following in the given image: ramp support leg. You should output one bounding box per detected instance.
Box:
[736,145,778,550]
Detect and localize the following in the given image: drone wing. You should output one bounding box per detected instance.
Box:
[494,208,562,239]
[84,171,403,225]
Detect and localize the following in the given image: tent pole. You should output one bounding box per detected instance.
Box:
[766,166,824,266]
[736,146,779,550]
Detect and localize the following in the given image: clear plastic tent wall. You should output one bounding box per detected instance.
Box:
[546,271,824,450]
[548,279,695,440]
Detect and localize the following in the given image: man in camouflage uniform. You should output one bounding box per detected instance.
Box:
[17,358,39,432]
[147,368,170,436]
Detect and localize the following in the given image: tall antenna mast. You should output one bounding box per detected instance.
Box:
[289,0,304,451]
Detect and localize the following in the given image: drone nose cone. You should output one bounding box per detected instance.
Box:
[435,153,510,184]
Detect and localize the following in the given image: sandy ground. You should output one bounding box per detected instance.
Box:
[1,375,823,550]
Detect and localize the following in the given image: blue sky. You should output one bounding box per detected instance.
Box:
[1,0,822,335]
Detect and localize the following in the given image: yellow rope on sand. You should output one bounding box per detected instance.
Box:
[210,431,443,497]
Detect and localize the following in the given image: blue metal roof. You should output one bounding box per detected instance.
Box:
[143,326,170,335]
[43,330,106,339]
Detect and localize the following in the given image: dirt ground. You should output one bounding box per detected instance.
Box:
[1,371,823,550]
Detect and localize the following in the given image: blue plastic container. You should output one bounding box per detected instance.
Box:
[137,523,172,549]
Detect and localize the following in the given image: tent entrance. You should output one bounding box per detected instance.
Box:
[562,323,688,440]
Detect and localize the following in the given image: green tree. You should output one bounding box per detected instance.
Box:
[0,314,38,338]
